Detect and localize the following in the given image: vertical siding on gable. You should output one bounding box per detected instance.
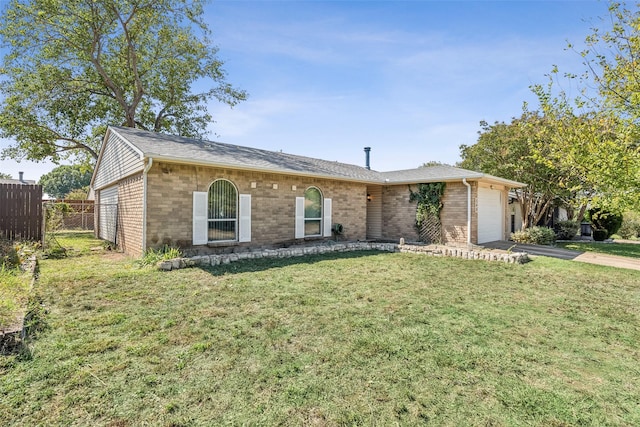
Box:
[93,132,145,190]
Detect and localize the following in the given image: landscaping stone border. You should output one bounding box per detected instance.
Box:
[158,241,529,271]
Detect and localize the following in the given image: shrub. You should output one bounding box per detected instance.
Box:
[554,220,579,240]
[588,208,623,238]
[592,229,608,241]
[511,226,556,245]
[136,245,183,268]
[618,211,640,239]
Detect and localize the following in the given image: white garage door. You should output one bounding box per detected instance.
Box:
[98,185,118,243]
[477,187,503,244]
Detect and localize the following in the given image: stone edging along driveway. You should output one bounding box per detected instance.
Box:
[158,241,530,271]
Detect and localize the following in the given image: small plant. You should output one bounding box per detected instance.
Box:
[554,220,580,240]
[587,208,623,239]
[511,226,556,245]
[136,245,183,268]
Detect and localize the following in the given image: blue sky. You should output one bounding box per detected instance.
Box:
[0,0,612,181]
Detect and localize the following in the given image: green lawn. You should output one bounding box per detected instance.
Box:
[2,233,640,426]
[557,240,640,258]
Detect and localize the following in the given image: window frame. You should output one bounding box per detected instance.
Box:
[207,179,239,242]
[303,186,323,237]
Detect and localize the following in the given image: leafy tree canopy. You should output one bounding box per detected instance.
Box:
[0,0,247,163]
[0,172,11,179]
[460,111,580,228]
[39,165,93,199]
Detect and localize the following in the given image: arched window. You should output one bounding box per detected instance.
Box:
[208,179,238,241]
[304,187,322,236]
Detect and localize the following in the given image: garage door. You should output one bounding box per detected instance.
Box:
[477,187,503,243]
[98,185,118,243]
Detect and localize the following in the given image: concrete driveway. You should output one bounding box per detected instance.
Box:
[482,241,640,271]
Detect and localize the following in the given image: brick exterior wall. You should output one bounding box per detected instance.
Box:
[117,174,144,257]
[144,162,368,254]
[380,185,420,242]
[441,181,477,245]
[380,182,488,245]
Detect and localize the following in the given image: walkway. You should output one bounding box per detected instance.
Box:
[482,241,640,271]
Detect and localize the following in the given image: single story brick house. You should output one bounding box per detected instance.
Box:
[90,126,525,257]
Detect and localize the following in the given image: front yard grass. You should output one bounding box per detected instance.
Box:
[557,240,640,258]
[1,232,639,426]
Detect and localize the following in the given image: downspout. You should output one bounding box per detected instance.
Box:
[142,157,153,253]
[462,178,471,245]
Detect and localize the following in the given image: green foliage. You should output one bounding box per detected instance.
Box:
[588,208,623,239]
[0,240,38,330]
[0,172,11,179]
[0,0,247,163]
[554,220,580,240]
[408,182,445,228]
[460,112,583,229]
[511,226,556,245]
[39,164,92,199]
[136,245,183,268]
[64,186,89,200]
[592,229,609,242]
[1,239,19,269]
[618,212,640,239]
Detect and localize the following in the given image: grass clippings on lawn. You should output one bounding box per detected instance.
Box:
[1,232,639,426]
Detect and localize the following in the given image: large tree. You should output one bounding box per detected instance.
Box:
[39,164,93,199]
[0,0,246,163]
[530,76,640,214]
[460,111,586,229]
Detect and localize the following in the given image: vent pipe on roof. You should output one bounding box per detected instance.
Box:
[364,147,371,170]
[19,171,24,183]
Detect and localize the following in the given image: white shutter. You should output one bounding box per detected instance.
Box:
[295,196,305,239]
[192,191,208,245]
[323,198,332,237]
[239,194,251,243]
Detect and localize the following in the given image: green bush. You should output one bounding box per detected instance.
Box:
[593,229,608,241]
[136,245,183,268]
[554,220,579,240]
[588,208,623,238]
[618,212,640,239]
[511,226,556,245]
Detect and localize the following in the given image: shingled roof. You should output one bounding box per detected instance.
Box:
[109,126,525,187]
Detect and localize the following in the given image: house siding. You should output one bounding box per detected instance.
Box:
[144,162,367,254]
[93,131,144,190]
[116,174,144,257]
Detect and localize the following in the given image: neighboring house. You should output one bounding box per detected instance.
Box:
[91,126,526,257]
[0,172,36,185]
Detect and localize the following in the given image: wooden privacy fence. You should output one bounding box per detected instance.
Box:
[0,183,43,241]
